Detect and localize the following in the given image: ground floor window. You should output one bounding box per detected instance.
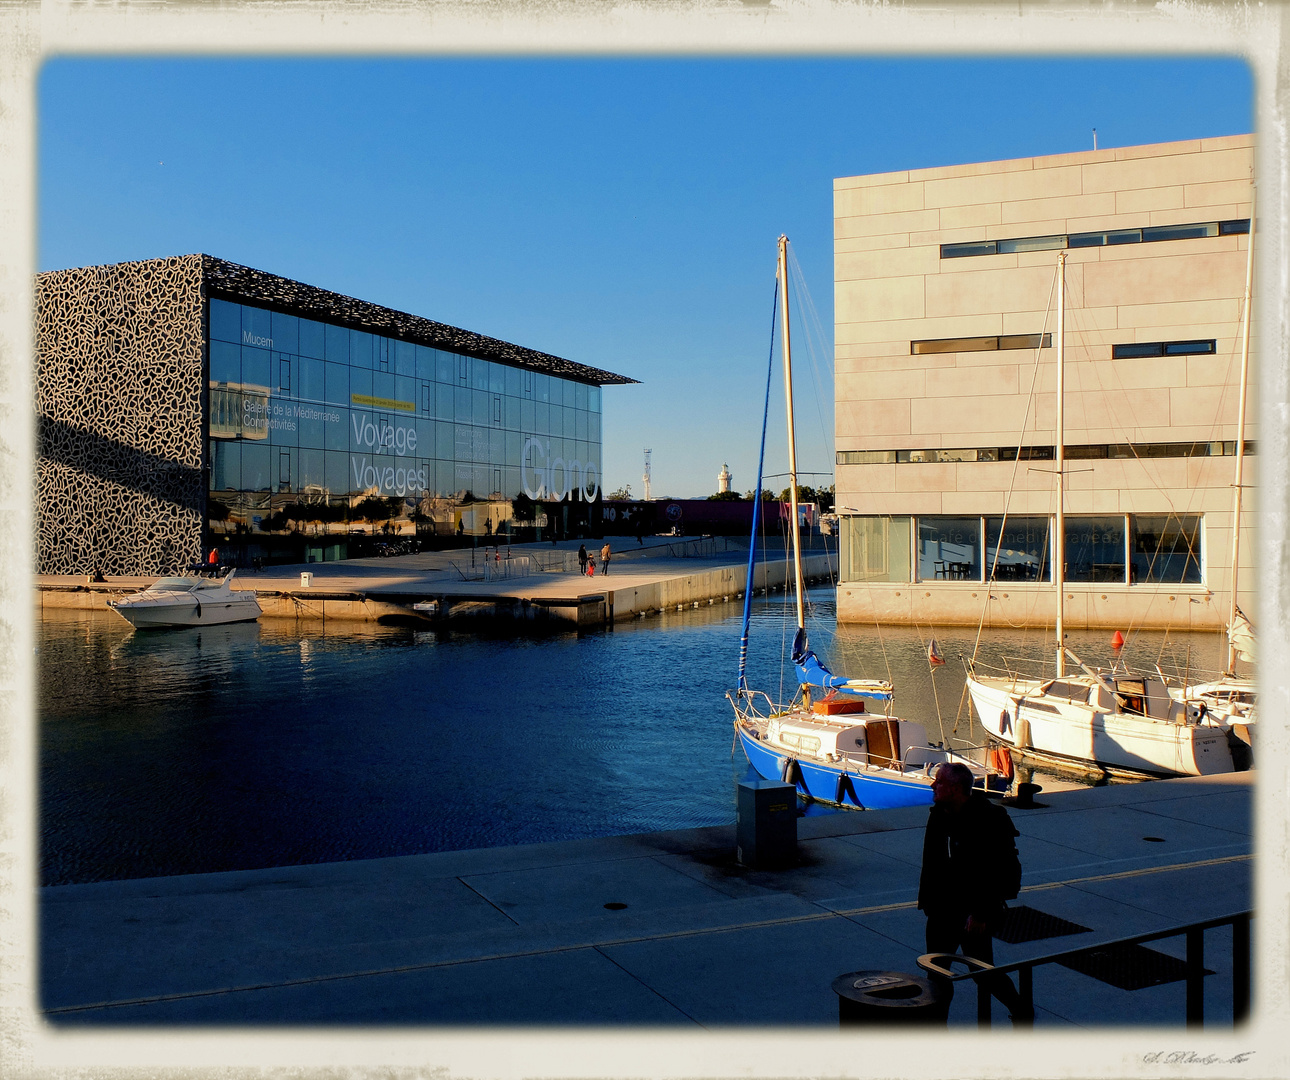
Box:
[840,515,911,582]
[1064,516,1126,583]
[917,517,981,581]
[985,516,1051,582]
[838,512,1204,586]
[1131,515,1202,583]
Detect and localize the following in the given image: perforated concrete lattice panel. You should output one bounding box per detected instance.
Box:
[36,255,207,576]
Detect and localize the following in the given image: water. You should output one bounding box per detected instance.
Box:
[38,589,1229,886]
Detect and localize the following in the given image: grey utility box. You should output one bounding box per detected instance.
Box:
[736,779,797,868]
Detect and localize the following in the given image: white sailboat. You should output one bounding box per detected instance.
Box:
[1176,207,1257,753]
[729,236,996,809]
[965,252,1234,778]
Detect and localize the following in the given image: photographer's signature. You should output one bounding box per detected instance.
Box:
[1142,1051,1255,1066]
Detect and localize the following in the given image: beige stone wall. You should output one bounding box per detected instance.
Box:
[835,136,1256,629]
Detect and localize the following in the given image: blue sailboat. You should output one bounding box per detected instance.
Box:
[728,236,992,810]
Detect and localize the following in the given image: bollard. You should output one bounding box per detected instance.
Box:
[832,970,947,1026]
[736,779,796,869]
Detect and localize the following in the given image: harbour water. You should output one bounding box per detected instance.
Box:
[38,588,1229,886]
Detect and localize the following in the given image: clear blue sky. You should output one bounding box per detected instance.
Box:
[39,56,1253,499]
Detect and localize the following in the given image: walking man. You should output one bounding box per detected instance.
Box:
[600,541,612,576]
[578,544,588,575]
[918,762,1031,1024]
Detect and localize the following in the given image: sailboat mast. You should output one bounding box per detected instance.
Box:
[778,234,806,632]
[1227,203,1255,673]
[1054,252,1067,679]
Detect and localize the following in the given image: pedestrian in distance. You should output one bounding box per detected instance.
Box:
[600,541,612,575]
[917,761,1031,1025]
[578,544,588,575]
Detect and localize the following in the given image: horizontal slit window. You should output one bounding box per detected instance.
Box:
[940,240,998,258]
[997,235,1066,254]
[837,450,897,465]
[1112,339,1215,359]
[940,219,1249,260]
[912,333,1050,355]
[1164,339,1216,356]
[1142,223,1218,242]
[842,441,1253,464]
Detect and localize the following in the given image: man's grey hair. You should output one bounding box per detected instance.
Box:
[939,761,975,793]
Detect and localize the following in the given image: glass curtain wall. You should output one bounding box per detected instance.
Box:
[206,298,602,553]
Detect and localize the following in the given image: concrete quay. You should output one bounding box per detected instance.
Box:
[40,772,1255,1033]
[34,536,836,627]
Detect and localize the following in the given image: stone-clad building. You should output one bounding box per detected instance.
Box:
[36,255,634,575]
[833,135,1255,629]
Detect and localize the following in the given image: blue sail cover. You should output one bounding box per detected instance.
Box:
[791,629,893,703]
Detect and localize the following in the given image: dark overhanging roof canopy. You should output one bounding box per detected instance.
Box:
[200,255,638,387]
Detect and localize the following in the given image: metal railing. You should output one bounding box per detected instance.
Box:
[918,909,1252,1027]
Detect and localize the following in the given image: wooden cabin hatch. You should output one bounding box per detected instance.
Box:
[866,718,901,767]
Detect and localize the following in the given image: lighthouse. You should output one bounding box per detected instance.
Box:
[717,463,732,494]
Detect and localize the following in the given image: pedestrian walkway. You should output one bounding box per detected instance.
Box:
[41,772,1253,1027]
[36,536,836,625]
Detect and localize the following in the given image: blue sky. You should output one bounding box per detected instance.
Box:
[39,56,1253,499]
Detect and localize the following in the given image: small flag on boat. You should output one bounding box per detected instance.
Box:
[927,638,945,666]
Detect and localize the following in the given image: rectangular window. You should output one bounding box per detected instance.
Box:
[1112,339,1215,359]
[837,450,897,465]
[493,395,502,426]
[1142,222,1218,243]
[985,516,1051,582]
[996,235,1066,254]
[940,240,998,258]
[1220,219,1251,235]
[1131,515,1202,584]
[278,358,291,391]
[917,517,981,582]
[1065,516,1126,583]
[912,334,1050,355]
[209,299,241,343]
[1164,340,1217,356]
[840,515,911,583]
[298,318,325,360]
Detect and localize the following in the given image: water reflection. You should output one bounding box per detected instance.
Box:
[38,592,1230,886]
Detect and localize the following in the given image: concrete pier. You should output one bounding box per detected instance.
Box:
[40,773,1253,1028]
[36,536,837,627]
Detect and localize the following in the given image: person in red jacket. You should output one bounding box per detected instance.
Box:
[918,762,1031,1024]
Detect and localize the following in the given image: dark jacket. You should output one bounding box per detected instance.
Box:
[917,791,1020,923]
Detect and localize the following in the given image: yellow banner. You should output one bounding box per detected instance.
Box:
[351,393,415,412]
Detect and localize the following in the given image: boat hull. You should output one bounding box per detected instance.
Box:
[736,723,934,810]
[967,677,1233,777]
[110,597,262,628]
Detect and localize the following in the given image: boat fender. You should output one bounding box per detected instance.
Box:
[195,600,201,619]
[1015,716,1031,750]
[781,757,803,789]
[999,709,1012,736]
[835,772,864,809]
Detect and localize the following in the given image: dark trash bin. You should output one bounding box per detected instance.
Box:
[832,970,947,1026]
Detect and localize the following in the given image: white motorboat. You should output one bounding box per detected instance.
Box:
[108,570,262,628]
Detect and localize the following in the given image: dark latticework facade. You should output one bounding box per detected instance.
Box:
[36,256,206,576]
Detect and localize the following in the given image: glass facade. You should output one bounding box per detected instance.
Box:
[206,298,602,551]
[839,514,1204,587]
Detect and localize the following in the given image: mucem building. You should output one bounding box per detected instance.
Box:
[36,255,635,575]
